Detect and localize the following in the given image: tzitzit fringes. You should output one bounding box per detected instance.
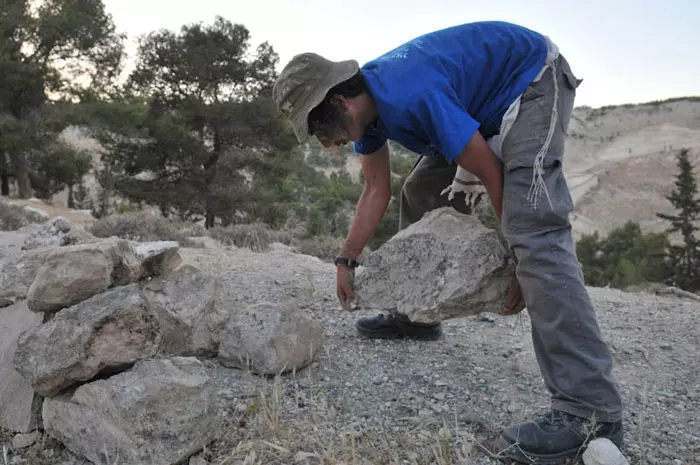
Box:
[527,60,559,210]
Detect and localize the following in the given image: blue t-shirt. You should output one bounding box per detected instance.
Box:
[354,21,548,162]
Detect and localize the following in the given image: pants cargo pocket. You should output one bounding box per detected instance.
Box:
[502,156,573,237]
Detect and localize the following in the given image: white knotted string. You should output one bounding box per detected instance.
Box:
[527,59,558,210]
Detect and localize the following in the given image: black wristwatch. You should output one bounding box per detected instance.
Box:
[334,257,359,268]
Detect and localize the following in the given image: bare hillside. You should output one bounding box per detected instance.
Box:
[565,98,700,240]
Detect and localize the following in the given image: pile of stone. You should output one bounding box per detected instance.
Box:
[1,217,323,465]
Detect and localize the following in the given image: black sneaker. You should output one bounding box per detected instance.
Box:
[355,313,442,340]
[495,410,623,464]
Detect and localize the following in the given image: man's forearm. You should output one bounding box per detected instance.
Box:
[454,133,504,219]
[481,167,503,220]
[339,187,391,259]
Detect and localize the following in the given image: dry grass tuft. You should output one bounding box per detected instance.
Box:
[0,201,46,231]
[205,372,483,465]
[1,429,67,465]
[207,223,292,252]
[292,235,345,263]
[89,210,198,246]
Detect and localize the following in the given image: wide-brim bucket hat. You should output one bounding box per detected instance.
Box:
[273,53,359,143]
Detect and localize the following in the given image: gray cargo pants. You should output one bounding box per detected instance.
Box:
[398,54,623,422]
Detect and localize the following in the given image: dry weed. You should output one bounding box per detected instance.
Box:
[293,235,344,262]
[208,223,292,252]
[0,201,45,231]
[89,209,197,246]
[206,371,487,465]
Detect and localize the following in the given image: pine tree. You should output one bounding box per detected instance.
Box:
[657,148,700,291]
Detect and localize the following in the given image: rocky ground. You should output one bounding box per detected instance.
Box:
[3,236,698,465]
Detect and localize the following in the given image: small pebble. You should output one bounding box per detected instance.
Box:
[12,431,38,450]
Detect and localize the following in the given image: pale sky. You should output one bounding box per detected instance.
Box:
[103,0,699,108]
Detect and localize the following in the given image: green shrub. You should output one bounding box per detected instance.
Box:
[576,221,672,288]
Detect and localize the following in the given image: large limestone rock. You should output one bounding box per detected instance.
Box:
[133,240,181,279]
[142,265,230,357]
[0,301,43,432]
[354,207,513,324]
[0,249,47,307]
[22,216,97,251]
[218,301,323,374]
[14,284,162,397]
[26,238,180,313]
[26,244,113,313]
[43,357,220,465]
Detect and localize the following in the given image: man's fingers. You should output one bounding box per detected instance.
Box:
[502,274,526,315]
[338,285,355,311]
[344,288,357,311]
[474,192,484,208]
[337,287,348,310]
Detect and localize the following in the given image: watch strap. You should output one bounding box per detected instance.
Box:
[334,257,359,268]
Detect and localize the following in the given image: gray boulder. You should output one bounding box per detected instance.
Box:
[218,301,323,374]
[26,238,181,313]
[142,265,230,357]
[354,207,513,324]
[133,240,181,279]
[0,301,43,432]
[26,244,113,313]
[14,284,162,397]
[22,216,97,251]
[0,249,47,308]
[43,357,220,465]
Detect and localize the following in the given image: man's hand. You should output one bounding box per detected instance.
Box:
[440,165,485,214]
[337,265,357,311]
[503,269,526,315]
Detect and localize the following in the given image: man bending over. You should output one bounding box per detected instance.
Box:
[272,20,623,464]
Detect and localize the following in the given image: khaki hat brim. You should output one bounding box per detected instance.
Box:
[290,60,360,143]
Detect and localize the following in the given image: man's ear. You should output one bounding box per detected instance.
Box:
[329,94,348,111]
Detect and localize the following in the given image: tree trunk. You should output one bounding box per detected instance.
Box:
[10,153,32,198]
[67,184,74,208]
[0,172,8,196]
[205,209,215,229]
[0,152,9,196]
[203,131,222,230]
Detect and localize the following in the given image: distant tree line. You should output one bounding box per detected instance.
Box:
[577,149,700,292]
[0,1,418,249]
[2,2,698,262]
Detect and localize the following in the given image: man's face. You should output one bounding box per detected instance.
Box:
[309,96,364,148]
